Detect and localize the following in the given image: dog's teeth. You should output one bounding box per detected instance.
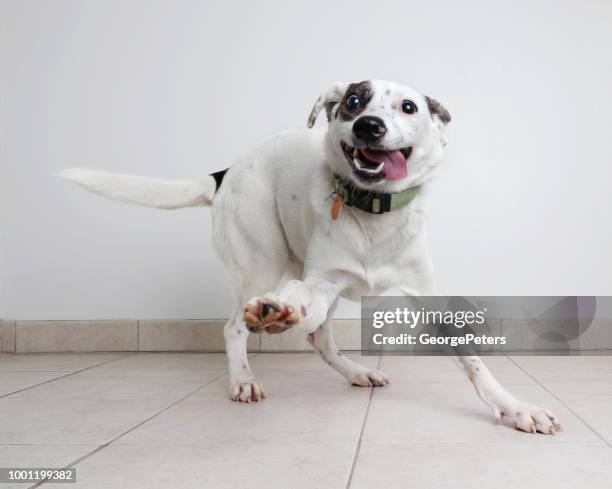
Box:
[363,163,383,174]
[354,158,384,174]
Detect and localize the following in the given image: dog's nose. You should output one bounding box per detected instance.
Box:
[352,116,386,143]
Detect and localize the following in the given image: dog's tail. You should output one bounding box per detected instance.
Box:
[60,168,219,209]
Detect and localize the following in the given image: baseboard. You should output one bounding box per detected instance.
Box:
[0,319,361,353]
[1,321,16,353]
[2,318,611,353]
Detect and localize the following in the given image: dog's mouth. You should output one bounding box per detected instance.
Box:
[340,141,412,181]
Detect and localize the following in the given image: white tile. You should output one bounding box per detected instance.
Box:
[510,354,612,382]
[116,396,368,446]
[138,320,258,352]
[0,445,96,489]
[510,355,612,440]
[380,355,460,383]
[249,352,379,371]
[511,355,612,399]
[350,442,612,489]
[0,398,173,444]
[12,367,225,400]
[0,353,127,372]
[16,321,137,352]
[364,381,599,444]
[49,443,353,489]
[0,371,68,397]
[99,352,232,371]
[550,394,612,443]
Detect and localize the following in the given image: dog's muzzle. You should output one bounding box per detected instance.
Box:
[352,116,386,144]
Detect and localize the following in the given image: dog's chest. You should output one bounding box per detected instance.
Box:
[333,209,427,294]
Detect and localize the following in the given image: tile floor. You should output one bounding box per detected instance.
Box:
[0,352,611,488]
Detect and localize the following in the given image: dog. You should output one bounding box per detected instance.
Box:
[62,79,561,434]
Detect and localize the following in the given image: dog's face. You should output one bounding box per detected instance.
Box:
[308,80,451,192]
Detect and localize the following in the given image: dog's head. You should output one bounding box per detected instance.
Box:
[308,80,451,192]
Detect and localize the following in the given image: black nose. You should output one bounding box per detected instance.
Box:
[352,116,386,143]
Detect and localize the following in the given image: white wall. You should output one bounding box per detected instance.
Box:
[1,0,611,320]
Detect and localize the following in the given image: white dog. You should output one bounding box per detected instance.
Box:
[62,80,561,434]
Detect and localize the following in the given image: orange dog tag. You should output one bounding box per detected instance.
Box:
[331,194,342,220]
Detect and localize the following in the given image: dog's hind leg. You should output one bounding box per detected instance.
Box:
[224,267,287,402]
[213,181,292,401]
[308,304,389,387]
[224,310,265,403]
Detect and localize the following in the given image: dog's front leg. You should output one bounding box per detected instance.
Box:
[245,276,389,387]
[244,276,340,334]
[459,356,561,434]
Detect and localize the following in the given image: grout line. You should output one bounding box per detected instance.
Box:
[345,353,382,489]
[136,320,140,351]
[30,369,229,488]
[0,354,134,400]
[505,354,612,448]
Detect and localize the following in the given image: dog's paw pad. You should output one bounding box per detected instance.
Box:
[243,294,300,334]
[498,404,561,434]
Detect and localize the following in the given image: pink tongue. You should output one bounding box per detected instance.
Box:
[361,149,407,180]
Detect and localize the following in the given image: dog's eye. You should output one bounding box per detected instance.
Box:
[401,100,417,114]
[346,94,361,110]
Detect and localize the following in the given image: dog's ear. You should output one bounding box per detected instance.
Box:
[307,82,348,128]
[425,96,451,125]
[425,96,451,147]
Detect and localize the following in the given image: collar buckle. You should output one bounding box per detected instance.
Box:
[371,193,391,214]
[331,173,418,216]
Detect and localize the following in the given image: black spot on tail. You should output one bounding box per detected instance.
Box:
[210,168,229,191]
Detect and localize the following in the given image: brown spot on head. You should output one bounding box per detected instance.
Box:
[425,96,451,124]
[336,81,373,121]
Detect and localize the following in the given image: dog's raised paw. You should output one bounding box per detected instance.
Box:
[243,293,300,334]
[497,403,562,434]
[230,380,266,403]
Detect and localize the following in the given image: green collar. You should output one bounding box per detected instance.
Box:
[332,174,420,215]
